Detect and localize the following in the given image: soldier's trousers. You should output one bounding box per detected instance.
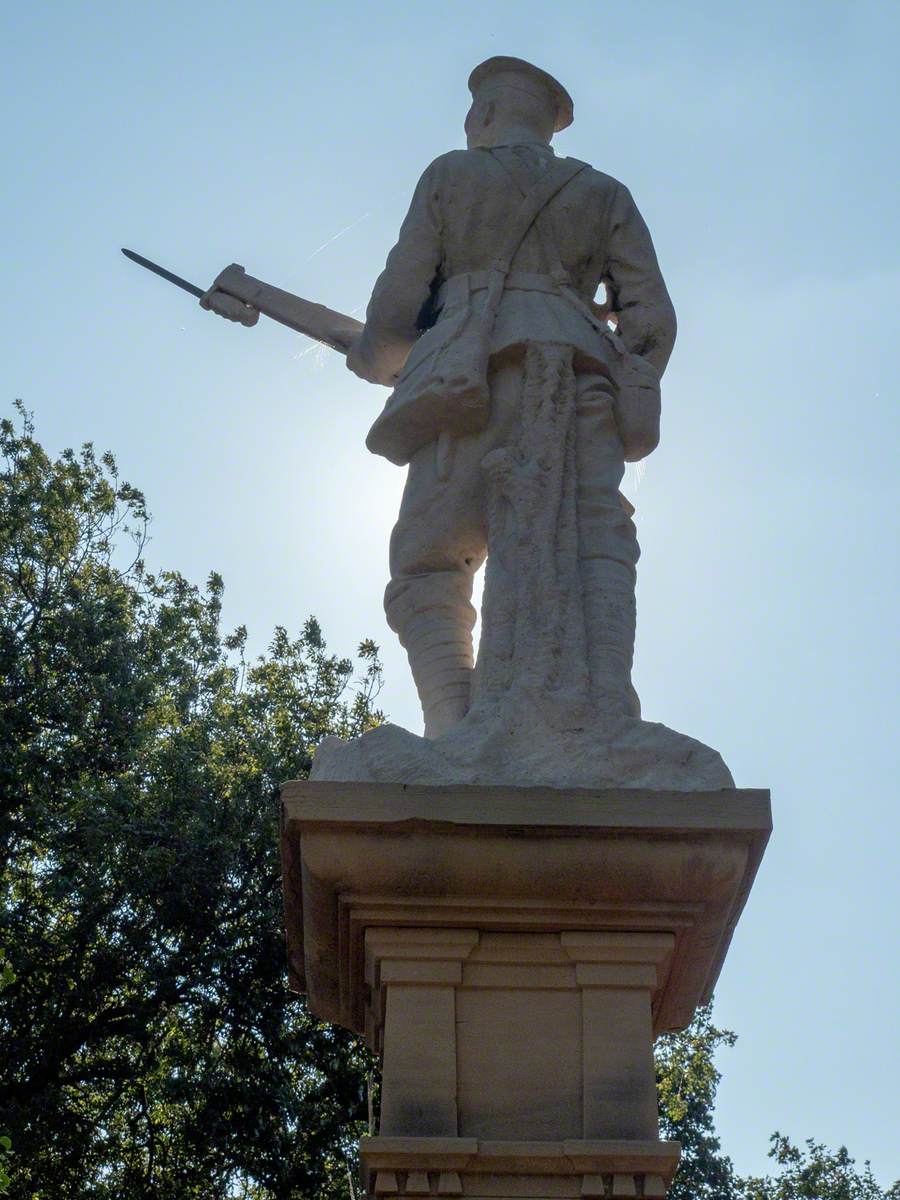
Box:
[385,362,641,737]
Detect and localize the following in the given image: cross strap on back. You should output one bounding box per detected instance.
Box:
[476,152,590,343]
[490,152,589,276]
[486,148,611,338]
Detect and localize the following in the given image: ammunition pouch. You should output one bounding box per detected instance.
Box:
[366,280,492,466]
[612,351,661,463]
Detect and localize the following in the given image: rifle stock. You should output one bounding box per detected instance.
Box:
[211,264,363,353]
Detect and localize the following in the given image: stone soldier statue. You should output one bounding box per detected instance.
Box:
[196,55,732,789]
[346,56,676,745]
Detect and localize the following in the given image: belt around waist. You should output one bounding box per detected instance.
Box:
[437,270,590,307]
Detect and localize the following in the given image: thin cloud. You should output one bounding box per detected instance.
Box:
[308,212,372,259]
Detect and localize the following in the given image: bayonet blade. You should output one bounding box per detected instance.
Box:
[121,248,205,299]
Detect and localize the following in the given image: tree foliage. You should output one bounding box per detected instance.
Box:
[656,1004,739,1199]
[741,1136,900,1200]
[0,948,13,1195]
[1,404,897,1199]
[0,404,381,1198]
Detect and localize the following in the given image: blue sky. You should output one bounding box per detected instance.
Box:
[3,0,898,1184]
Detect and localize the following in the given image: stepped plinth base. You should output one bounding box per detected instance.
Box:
[280,781,771,1199]
[361,1136,681,1198]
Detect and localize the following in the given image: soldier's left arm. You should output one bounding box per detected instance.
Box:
[603,183,677,376]
[348,159,445,386]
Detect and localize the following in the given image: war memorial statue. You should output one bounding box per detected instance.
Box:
[195,55,733,790]
[126,57,770,1200]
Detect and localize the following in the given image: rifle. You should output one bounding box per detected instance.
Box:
[121,250,363,354]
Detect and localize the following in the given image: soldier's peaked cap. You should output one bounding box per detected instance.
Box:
[468,56,574,132]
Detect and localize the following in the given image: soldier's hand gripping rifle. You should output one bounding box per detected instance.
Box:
[121,250,364,354]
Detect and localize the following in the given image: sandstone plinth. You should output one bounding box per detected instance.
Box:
[281,782,771,1198]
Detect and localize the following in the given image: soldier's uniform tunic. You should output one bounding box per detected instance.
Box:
[353,142,677,735]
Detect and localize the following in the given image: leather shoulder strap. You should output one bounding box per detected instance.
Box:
[474,154,588,348]
[492,155,588,275]
[488,150,611,337]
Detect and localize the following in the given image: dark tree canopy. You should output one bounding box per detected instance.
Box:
[0,404,380,1198]
[1,404,896,1200]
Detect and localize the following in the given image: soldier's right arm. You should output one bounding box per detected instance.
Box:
[348,158,446,386]
[603,183,677,376]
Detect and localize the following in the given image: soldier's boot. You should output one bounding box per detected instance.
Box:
[385,575,477,740]
[581,557,641,719]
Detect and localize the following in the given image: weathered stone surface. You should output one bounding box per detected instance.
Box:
[311,710,733,790]
[280,781,771,1038]
[282,779,770,1196]
[331,58,725,789]
[360,1138,682,1199]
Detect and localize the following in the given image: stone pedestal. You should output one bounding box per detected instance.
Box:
[281,782,771,1199]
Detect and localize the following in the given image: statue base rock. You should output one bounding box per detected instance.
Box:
[310,693,733,791]
[281,781,770,1198]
